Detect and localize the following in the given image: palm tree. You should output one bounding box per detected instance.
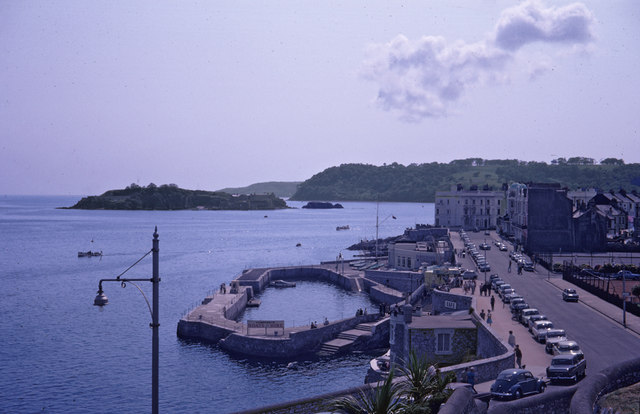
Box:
[397,351,455,413]
[326,368,403,414]
[327,351,457,414]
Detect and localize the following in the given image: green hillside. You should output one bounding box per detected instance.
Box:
[290,159,640,202]
[218,181,301,198]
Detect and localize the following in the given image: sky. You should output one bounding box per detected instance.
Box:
[1,0,639,195]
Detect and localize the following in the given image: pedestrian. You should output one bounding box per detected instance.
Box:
[490,295,495,311]
[471,280,476,295]
[487,311,492,326]
[508,331,516,347]
[466,367,476,386]
[508,261,512,273]
[515,344,523,368]
[480,309,486,320]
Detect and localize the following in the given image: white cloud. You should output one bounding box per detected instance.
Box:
[362,1,595,121]
[494,0,595,51]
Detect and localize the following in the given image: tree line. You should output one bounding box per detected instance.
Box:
[290,159,640,202]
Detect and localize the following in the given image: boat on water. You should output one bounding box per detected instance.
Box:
[336,225,350,231]
[269,279,296,288]
[78,251,102,257]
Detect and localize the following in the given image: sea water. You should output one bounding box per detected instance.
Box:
[0,196,433,413]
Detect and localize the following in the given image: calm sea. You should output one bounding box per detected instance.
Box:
[0,196,434,413]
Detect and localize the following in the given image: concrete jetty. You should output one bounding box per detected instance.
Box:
[176,262,393,358]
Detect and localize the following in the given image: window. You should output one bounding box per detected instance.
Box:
[435,329,454,354]
[407,257,412,268]
[397,257,401,267]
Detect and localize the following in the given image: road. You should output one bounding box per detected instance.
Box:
[458,230,640,376]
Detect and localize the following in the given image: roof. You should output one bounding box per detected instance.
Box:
[408,313,476,330]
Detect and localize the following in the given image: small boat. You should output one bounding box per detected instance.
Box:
[336,225,350,231]
[78,251,102,257]
[269,279,296,288]
[296,243,302,247]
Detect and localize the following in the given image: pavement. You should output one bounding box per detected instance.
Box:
[449,230,640,394]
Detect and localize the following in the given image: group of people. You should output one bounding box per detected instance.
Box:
[479,282,492,296]
[462,279,476,295]
[508,330,524,368]
[355,308,367,316]
[478,309,493,326]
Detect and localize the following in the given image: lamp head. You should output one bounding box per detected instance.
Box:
[94,290,109,306]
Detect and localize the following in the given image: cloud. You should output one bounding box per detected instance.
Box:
[362,1,595,121]
[362,35,509,121]
[494,1,595,51]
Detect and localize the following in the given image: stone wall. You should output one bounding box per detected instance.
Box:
[408,327,477,366]
[176,319,235,343]
[236,267,360,293]
[571,356,640,414]
[365,269,424,293]
[368,283,405,305]
[487,387,575,414]
[432,289,473,314]
[219,313,381,358]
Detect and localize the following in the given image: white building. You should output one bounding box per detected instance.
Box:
[435,185,505,230]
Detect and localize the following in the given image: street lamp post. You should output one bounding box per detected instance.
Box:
[94,228,160,414]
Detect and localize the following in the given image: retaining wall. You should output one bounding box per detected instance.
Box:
[219,314,382,358]
[571,356,640,414]
[365,269,424,293]
[176,319,235,343]
[432,289,473,314]
[236,267,360,293]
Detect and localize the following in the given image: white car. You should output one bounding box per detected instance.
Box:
[527,315,548,332]
[552,340,583,356]
[519,308,539,326]
[531,320,554,343]
[544,329,567,353]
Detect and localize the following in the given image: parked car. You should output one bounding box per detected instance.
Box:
[498,284,512,297]
[462,270,478,280]
[500,289,516,301]
[546,353,586,384]
[490,369,546,400]
[531,320,554,342]
[478,263,491,272]
[499,244,508,251]
[508,297,526,309]
[544,329,568,354]
[522,260,534,271]
[520,308,539,325]
[493,280,506,291]
[489,274,501,282]
[615,270,640,280]
[562,288,579,302]
[552,340,583,356]
[510,301,530,317]
[527,314,548,332]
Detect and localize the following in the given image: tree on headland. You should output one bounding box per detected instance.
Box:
[600,158,625,166]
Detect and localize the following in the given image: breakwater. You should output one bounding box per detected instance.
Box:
[177,264,391,358]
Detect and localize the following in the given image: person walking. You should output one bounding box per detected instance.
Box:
[466,367,476,386]
[486,311,493,326]
[515,344,523,368]
[490,295,495,311]
[480,309,486,320]
[508,261,512,273]
[508,331,516,347]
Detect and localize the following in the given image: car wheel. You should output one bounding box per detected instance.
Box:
[514,389,523,399]
[539,383,546,393]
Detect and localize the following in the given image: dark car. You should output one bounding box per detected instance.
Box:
[562,288,579,302]
[546,353,586,384]
[490,369,546,400]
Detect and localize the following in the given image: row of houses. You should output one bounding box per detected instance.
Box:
[435,184,640,253]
